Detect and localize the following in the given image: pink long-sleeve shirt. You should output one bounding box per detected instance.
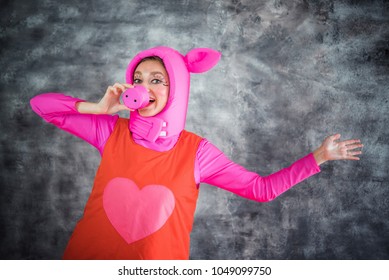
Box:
[30,93,320,202]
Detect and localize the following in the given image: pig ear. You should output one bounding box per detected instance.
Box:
[184,48,221,73]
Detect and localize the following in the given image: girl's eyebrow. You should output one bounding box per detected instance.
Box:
[150,71,165,76]
[134,71,165,77]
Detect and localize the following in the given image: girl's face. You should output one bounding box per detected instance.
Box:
[133,59,170,117]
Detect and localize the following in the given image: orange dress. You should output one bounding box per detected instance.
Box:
[63,118,203,259]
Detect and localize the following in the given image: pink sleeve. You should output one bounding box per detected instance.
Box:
[30,93,118,155]
[195,139,321,202]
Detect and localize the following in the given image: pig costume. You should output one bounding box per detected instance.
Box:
[30,46,320,259]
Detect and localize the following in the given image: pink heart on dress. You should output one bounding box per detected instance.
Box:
[103,177,175,244]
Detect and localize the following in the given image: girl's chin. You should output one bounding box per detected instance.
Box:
[138,107,159,117]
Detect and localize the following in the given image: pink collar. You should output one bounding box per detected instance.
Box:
[132,133,179,152]
[129,112,178,151]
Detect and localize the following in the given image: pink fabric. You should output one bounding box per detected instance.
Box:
[30,93,321,203]
[103,177,175,244]
[184,48,221,73]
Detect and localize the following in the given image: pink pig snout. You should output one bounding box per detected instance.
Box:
[122,86,150,110]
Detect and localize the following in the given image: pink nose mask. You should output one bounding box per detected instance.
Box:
[122,86,150,110]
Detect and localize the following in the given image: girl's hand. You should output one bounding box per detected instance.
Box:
[76,83,134,115]
[97,83,134,114]
[313,134,363,165]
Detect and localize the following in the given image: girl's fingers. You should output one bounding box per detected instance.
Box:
[343,150,362,161]
[342,139,361,146]
[113,86,120,96]
[346,156,360,161]
[346,143,364,150]
[331,134,341,141]
[348,150,363,156]
[110,83,134,95]
[114,83,134,89]
[123,83,134,88]
[112,83,126,94]
[106,86,115,95]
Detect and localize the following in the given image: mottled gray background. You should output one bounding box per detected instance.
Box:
[0,0,388,259]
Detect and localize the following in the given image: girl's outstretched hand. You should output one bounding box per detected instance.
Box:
[313,134,363,166]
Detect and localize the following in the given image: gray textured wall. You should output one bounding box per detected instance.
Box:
[0,0,388,259]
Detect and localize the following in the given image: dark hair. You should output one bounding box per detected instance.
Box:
[138,56,165,68]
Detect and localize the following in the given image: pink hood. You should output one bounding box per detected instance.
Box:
[125,46,221,150]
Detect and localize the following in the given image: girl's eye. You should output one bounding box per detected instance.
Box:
[134,79,142,84]
[151,79,162,84]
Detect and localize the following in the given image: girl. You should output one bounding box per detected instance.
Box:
[30,46,363,259]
